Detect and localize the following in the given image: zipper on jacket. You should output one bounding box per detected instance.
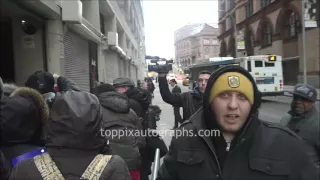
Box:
[226,141,231,152]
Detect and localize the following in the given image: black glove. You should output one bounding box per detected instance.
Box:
[57,76,81,92]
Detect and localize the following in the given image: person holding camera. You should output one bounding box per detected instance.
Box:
[158,70,211,122]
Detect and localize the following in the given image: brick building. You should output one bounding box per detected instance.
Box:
[174,23,220,70]
[218,0,320,87]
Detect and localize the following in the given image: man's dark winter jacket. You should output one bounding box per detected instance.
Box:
[98,91,145,170]
[0,87,49,164]
[280,106,320,162]
[157,66,319,180]
[9,91,131,180]
[158,76,202,121]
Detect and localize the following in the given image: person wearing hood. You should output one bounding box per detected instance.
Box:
[96,83,145,180]
[157,65,319,180]
[9,91,131,179]
[0,77,11,180]
[158,70,211,122]
[280,84,319,160]
[1,83,18,99]
[25,71,81,108]
[0,86,49,167]
[113,77,151,119]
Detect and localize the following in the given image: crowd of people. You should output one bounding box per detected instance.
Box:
[0,64,319,180]
[0,71,166,180]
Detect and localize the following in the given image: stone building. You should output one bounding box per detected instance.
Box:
[0,0,146,92]
[174,23,220,70]
[218,0,319,87]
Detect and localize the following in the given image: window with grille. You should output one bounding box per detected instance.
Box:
[283,11,300,38]
[246,0,253,18]
[261,0,271,8]
[262,23,272,46]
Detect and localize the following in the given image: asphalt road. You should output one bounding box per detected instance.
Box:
[152,81,320,148]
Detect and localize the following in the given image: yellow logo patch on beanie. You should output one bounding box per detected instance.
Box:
[228,76,240,88]
[209,72,254,104]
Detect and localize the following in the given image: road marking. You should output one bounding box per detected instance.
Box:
[159,123,167,126]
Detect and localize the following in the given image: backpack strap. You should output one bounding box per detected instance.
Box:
[34,152,65,180]
[80,154,113,180]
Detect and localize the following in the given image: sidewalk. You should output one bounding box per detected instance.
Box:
[283,85,320,101]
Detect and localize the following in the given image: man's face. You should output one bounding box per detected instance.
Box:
[291,95,313,115]
[169,81,175,87]
[115,87,129,94]
[211,91,252,134]
[197,74,210,93]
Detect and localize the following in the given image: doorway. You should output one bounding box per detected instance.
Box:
[0,17,15,83]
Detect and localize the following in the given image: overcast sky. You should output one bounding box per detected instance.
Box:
[143,0,219,60]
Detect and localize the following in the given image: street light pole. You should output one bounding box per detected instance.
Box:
[232,14,237,58]
[301,0,307,83]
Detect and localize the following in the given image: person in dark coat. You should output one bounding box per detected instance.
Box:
[25,71,55,95]
[9,91,131,179]
[113,77,152,180]
[158,70,211,121]
[280,84,319,161]
[113,77,151,119]
[0,87,49,167]
[96,83,145,180]
[157,65,319,180]
[169,79,182,129]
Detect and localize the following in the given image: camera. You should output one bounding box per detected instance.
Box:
[146,56,173,73]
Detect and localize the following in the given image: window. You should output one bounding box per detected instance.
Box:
[247,61,252,72]
[219,0,226,18]
[284,11,300,38]
[246,0,253,18]
[229,15,234,29]
[204,39,210,44]
[229,0,235,10]
[261,0,271,8]
[205,47,209,53]
[265,62,275,67]
[221,21,226,32]
[211,39,218,45]
[261,22,272,46]
[254,61,263,67]
[100,14,105,35]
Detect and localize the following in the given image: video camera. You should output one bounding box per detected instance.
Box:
[146,56,173,73]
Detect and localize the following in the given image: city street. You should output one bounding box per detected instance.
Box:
[153,81,320,148]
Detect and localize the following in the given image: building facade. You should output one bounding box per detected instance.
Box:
[174,23,220,70]
[218,0,320,87]
[0,0,146,92]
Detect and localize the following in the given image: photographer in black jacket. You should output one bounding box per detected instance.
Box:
[158,70,211,122]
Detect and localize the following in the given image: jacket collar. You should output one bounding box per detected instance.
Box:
[288,106,318,119]
[189,108,261,155]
